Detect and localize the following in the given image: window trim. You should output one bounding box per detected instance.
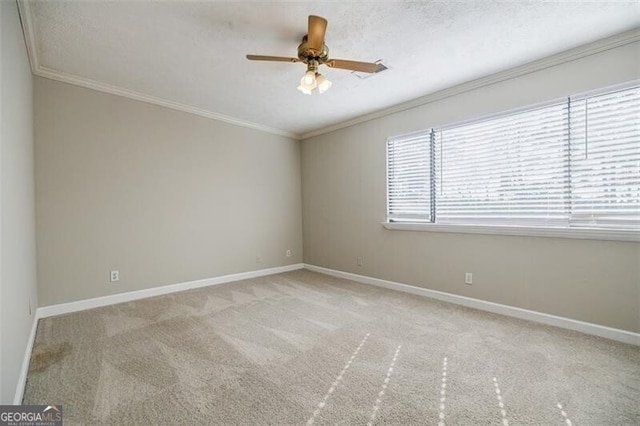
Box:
[382,221,640,242]
[384,80,640,242]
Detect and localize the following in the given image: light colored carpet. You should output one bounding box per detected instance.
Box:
[23,270,639,425]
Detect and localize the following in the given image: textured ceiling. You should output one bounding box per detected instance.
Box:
[24,1,640,137]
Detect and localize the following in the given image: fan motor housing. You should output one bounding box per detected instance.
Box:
[298,35,329,64]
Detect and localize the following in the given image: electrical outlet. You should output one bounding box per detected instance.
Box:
[286,249,291,257]
[256,256,261,264]
[356,256,363,266]
[110,270,120,282]
[28,299,32,316]
[465,272,473,285]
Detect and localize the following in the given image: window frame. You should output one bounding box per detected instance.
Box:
[384,80,640,242]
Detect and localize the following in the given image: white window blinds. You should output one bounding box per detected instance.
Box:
[386,83,640,232]
[387,131,433,222]
[435,102,571,226]
[569,87,640,229]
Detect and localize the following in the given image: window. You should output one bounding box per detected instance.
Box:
[387,131,434,222]
[386,84,640,235]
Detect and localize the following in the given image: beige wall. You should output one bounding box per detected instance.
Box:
[1,1,38,403]
[35,77,303,306]
[302,42,640,333]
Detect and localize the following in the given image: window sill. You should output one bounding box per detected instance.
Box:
[382,222,640,242]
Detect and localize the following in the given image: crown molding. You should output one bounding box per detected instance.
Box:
[34,66,300,139]
[17,0,39,72]
[300,27,640,140]
[16,0,640,142]
[16,0,300,140]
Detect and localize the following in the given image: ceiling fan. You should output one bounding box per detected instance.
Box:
[246,15,382,95]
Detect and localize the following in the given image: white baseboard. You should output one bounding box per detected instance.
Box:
[303,264,640,346]
[17,260,636,406]
[14,263,303,405]
[37,264,304,319]
[13,313,39,404]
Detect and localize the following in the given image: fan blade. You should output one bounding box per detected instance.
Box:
[326,59,379,73]
[307,15,328,53]
[246,55,300,63]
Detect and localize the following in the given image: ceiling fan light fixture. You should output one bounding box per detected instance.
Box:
[301,70,316,86]
[298,70,317,94]
[297,84,313,95]
[247,15,381,96]
[316,73,332,94]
